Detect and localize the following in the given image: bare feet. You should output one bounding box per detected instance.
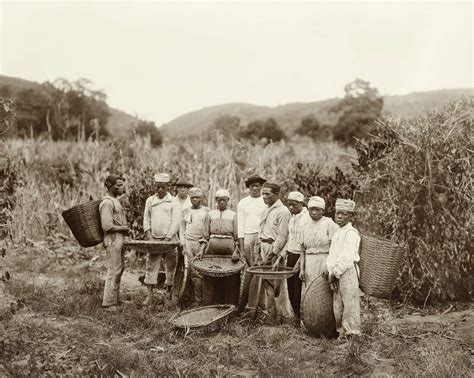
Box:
[102,305,118,312]
[142,296,152,306]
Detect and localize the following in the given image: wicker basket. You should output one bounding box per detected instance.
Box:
[359,234,404,299]
[61,200,103,247]
[192,256,244,277]
[124,240,179,254]
[246,265,295,280]
[169,304,236,332]
[301,276,337,338]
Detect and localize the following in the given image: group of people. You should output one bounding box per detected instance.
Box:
[98,172,362,341]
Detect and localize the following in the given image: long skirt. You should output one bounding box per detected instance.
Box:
[301,253,328,295]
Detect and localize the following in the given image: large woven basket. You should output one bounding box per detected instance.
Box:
[359,234,404,299]
[301,276,337,338]
[61,200,103,247]
[169,304,236,332]
[124,240,179,254]
[192,255,244,277]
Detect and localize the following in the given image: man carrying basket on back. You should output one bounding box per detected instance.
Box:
[99,174,130,311]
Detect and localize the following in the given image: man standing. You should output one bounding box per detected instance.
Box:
[143,173,182,305]
[273,191,311,318]
[237,174,267,266]
[251,182,292,320]
[99,174,130,311]
[174,179,193,211]
[237,174,267,310]
[180,187,209,305]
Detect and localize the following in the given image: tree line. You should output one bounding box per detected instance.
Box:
[0,78,162,145]
[212,79,383,146]
[1,77,383,147]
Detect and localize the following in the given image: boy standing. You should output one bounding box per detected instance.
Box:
[180,187,209,304]
[99,174,130,310]
[326,198,361,346]
[143,173,182,305]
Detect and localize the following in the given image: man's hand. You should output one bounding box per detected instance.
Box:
[328,273,338,292]
[271,255,282,271]
[231,250,240,263]
[299,269,305,282]
[164,237,171,242]
[145,231,153,240]
[322,268,329,280]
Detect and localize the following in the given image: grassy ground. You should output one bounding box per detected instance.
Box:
[1,241,472,377]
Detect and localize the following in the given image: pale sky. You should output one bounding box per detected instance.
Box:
[1,1,472,125]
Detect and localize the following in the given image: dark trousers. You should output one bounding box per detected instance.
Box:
[287,252,302,318]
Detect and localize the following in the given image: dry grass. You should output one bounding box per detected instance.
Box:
[2,244,472,377]
[5,137,354,243]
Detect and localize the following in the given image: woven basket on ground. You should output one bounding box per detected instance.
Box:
[169,304,236,332]
[61,200,103,248]
[301,276,337,338]
[359,234,404,299]
[192,256,244,277]
[124,240,179,254]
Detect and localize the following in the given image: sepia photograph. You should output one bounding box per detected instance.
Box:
[0,0,472,376]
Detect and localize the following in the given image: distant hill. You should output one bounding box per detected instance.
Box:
[2,74,472,138]
[0,74,139,137]
[162,88,474,137]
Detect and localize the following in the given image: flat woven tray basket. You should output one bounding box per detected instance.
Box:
[191,256,245,277]
[124,240,179,254]
[301,276,337,338]
[170,304,236,330]
[62,200,103,248]
[246,265,295,280]
[359,234,404,299]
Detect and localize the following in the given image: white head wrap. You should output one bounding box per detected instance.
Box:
[287,191,304,202]
[335,198,356,212]
[308,196,325,209]
[215,189,230,199]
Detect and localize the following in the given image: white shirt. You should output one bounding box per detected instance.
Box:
[286,207,312,254]
[326,222,361,278]
[174,195,192,211]
[237,195,267,238]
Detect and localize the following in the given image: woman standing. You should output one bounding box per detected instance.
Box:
[197,189,241,305]
[298,196,338,292]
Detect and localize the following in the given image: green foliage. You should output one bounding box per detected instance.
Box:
[354,99,473,302]
[134,120,163,147]
[239,117,286,144]
[331,79,384,145]
[282,165,357,218]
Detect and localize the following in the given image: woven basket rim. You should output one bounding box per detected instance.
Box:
[191,256,244,277]
[169,304,236,329]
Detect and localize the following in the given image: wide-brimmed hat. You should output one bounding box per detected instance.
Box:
[245,174,266,188]
[176,179,193,188]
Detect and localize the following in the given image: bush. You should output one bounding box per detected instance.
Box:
[135,120,163,147]
[239,118,286,144]
[354,99,473,302]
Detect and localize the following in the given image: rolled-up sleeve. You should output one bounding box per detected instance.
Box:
[273,210,291,255]
[99,200,114,232]
[334,230,361,278]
